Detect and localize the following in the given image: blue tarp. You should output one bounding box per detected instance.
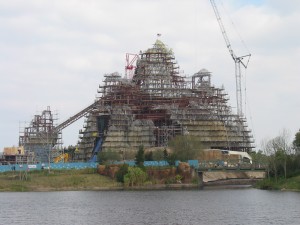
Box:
[89,138,103,162]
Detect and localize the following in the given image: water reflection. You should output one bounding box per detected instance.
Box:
[0,189,299,225]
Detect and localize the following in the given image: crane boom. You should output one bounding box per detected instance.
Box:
[209,0,251,116]
[210,0,236,61]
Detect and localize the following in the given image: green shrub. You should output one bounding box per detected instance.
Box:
[124,167,147,187]
[175,174,183,183]
[116,164,129,183]
[165,177,175,184]
[191,177,199,184]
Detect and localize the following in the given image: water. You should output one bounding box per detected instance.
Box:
[0,189,299,225]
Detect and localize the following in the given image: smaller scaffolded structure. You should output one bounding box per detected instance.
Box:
[19,106,62,163]
[77,40,254,161]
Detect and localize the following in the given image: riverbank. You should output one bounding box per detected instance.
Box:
[0,168,265,192]
[0,169,202,192]
[0,169,121,192]
[255,175,300,191]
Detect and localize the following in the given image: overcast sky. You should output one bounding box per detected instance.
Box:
[1,0,299,152]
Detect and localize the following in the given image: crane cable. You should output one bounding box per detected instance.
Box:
[218,0,251,55]
[244,67,256,146]
[218,0,256,145]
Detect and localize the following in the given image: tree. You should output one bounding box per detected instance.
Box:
[293,130,300,154]
[249,150,267,169]
[262,129,292,180]
[98,149,121,164]
[276,129,292,179]
[262,137,279,181]
[168,135,203,161]
[167,152,177,166]
[163,148,168,160]
[145,151,153,161]
[153,150,164,161]
[135,145,145,167]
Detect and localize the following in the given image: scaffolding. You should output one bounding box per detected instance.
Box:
[19,106,62,163]
[18,40,254,162]
[77,39,254,160]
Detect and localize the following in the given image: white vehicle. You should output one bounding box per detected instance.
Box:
[221,150,252,164]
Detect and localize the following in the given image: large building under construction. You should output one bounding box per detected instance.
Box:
[19,40,254,163]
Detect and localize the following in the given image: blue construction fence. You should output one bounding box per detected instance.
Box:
[0,162,98,173]
[0,160,199,173]
[114,160,199,168]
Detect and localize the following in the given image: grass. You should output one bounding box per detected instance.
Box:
[255,175,300,191]
[0,168,121,192]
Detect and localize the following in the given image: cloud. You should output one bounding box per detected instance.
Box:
[0,0,299,151]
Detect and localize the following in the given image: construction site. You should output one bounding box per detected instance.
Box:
[12,38,254,164]
[0,0,256,165]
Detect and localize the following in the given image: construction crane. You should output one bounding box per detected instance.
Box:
[210,0,251,116]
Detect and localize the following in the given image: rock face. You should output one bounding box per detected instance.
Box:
[146,167,177,181]
[177,162,194,183]
[97,165,106,174]
[97,165,120,179]
[178,162,190,173]
[97,163,198,185]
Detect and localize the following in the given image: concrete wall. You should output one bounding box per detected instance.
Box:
[203,170,266,183]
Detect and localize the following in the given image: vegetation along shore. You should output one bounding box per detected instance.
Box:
[1,129,299,192]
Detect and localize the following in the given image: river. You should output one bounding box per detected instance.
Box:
[0,188,299,225]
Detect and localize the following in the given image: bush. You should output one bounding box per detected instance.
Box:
[175,174,183,183]
[115,164,129,183]
[256,178,280,190]
[124,167,147,187]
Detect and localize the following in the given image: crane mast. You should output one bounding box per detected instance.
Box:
[210,0,251,116]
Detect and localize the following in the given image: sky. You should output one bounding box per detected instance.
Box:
[1,0,299,151]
